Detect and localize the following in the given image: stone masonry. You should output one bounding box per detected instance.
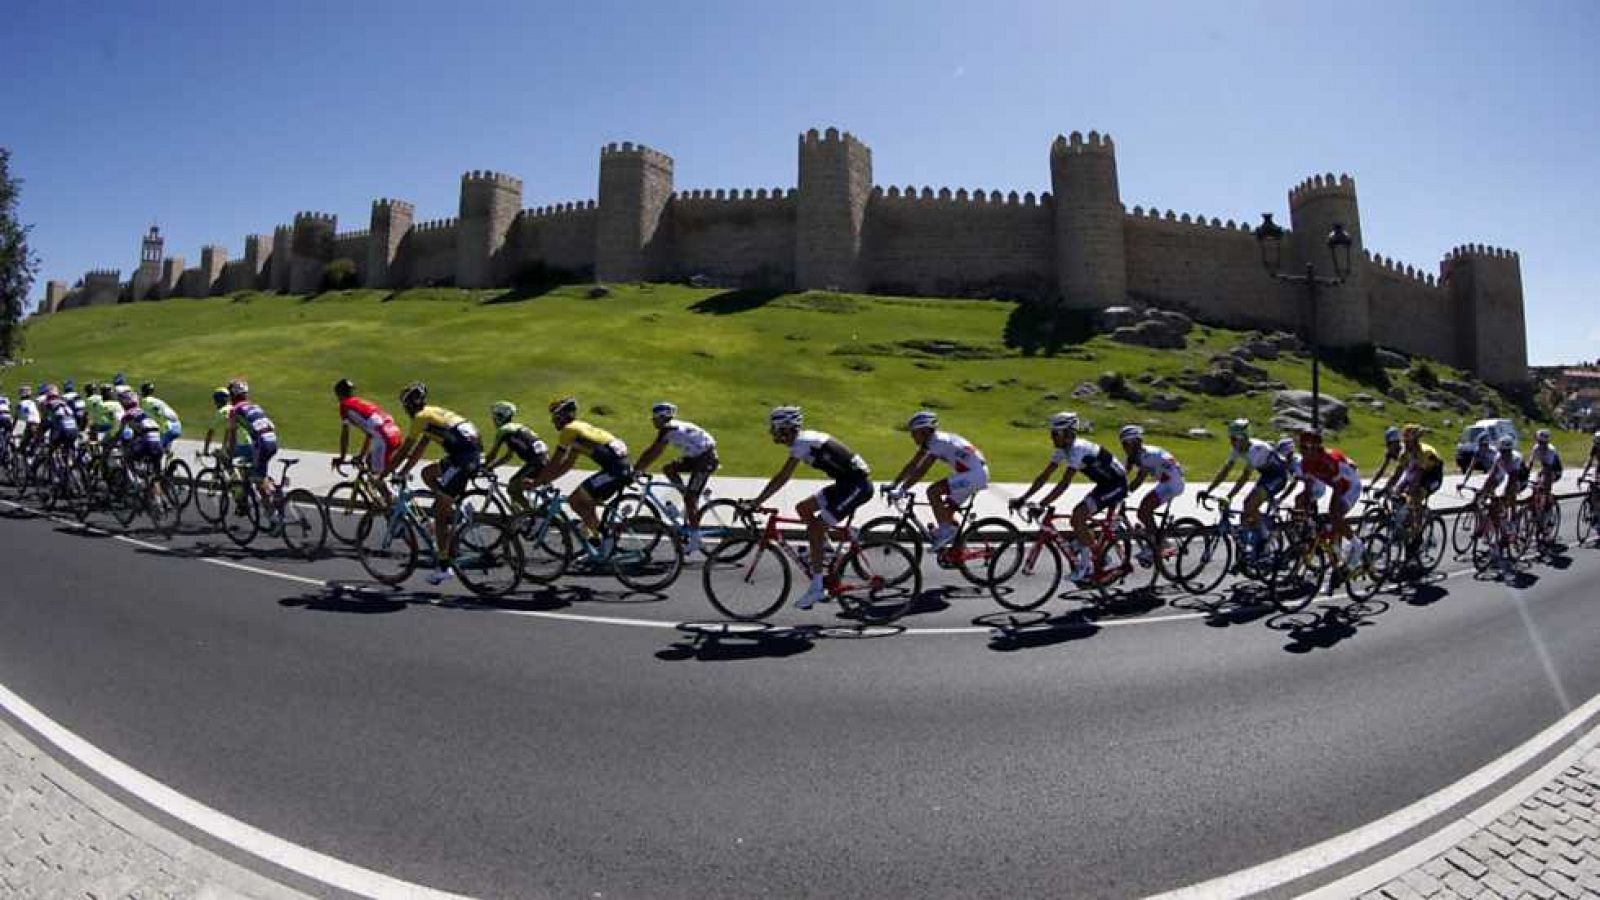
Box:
[48,126,1529,387]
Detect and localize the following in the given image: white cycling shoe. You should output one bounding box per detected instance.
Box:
[794,578,826,610]
[425,567,455,586]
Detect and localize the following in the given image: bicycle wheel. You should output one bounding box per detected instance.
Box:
[143,475,181,537]
[838,540,922,624]
[222,483,260,547]
[1540,501,1561,548]
[693,498,746,557]
[512,510,573,585]
[1412,514,1447,576]
[1578,496,1596,546]
[459,488,513,527]
[452,515,523,598]
[1265,531,1319,614]
[606,490,659,525]
[1090,525,1137,603]
[323,480,369,547]
[702,537,789,620]
[858,515,923,560]
[953,517,1020,586]
[1177,525,1232,595]
[356,509,419,586]
[191,467,229,526]
[1342,534,1390,600]
[986,537,1062,612]
[610,515,683,593]
[1450,506,1479,557]
[107,474,142,528]
[280,489,329,559]
[164,458,194,511]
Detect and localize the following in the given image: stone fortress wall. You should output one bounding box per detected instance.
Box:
[42,126,1528,387]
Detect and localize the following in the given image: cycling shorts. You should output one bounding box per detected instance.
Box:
[511,459,548,484]
[942,466,989,506]
[815,473,873,526]
[1077,480,1128,515]
[435,443,483,499]
[160,423,181,449]
[1253,467,1288,499]
[663,450,720,501]
[250,436,279,480]
[129,436,164,465]
[1151,473,1185,504]
[1331,475,1362,515]
[364,437,401,474]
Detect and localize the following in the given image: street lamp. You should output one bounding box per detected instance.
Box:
[1254,215,1354,433]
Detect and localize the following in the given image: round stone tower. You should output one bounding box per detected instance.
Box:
[1287,173,1368,348]
[1050,131,1127,310]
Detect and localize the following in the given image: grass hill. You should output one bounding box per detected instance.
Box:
[5,285,1574,480]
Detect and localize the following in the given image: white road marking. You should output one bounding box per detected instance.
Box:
[0,681,470,899]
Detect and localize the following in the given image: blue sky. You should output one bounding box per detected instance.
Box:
[4,0,1596,363]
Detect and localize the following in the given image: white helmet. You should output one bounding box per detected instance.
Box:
[1593,431,1600,446]
[1275,437,1295,456]
[1498,435,1515,451]
[1227,418,1250,438]
[768,406,803,431]
[652,401,677,420]
[907,410,939,431]
[1535,429,1550,442]
[1048,411,1079,432]
[1384,425,1401,444]
[0,397,9,411]
[1119,424,1144,443]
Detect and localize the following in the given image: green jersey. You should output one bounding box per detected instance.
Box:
[142,396,180,430]
[87,396,121,433]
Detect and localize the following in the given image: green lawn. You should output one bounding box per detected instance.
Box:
[6,285,1578,480]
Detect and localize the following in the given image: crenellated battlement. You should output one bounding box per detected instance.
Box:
[1126,205,1256,233]
[600,141,673,169]
[518,200,598,219]
[273,224,293,236]
[1363,248,1439,287]
[86,268,121,278]
[334,229,371,241]
[872,185,1051,208]
[1051,130,1115,157]
[673,187,794,204]
[460,170,522,189]
[799,126,869,152]
[1445,243,1519,262]
[411,217,458,233]
[294,211,337,225]
[372,198,416,214]
[1288,173,1357,207]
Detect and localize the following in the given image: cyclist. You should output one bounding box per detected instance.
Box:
[1198,419,1289,551]
[200,387,246,463]
[394,382,483,585]
[881,410,989,554]
[40,384,81,458]
[1011,411,1128,583]
[116,389,166,475]
[1580,432,1600,484]
[634,402,719,554]
[331,378,403,504]
[530,397,633,550]
[1296,430,1366,570]
[222,380,281,520]
[62,379,87,430]
[1529,429,1562,494]
[82,384,108,444]
[135,382,182,451]
[1463,434,1523,514]
[483,401,549,513]
[1464,433,1496,477]
[1119,424,1184,563]
[1385,424,1445,520]
[1368,426,1404,485]
[0,398,13,451]
[748,406,872,609]
[16,385,41,448]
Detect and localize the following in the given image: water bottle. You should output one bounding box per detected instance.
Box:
[663,499,681,522]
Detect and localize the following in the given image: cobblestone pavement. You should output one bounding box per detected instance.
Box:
[1367,746,1600,900]
[0,716,304,899]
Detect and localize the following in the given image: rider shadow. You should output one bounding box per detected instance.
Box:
[1200,589,1276,629]
[1272,599,1386,653]
[656,622,816,662]
[278,581,411,614]
[976,611,1101,652]
[52,521,116,540]
[1076,588,1164,621]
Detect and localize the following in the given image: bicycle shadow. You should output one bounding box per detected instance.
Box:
[656,622,816,661]
[1394,577,1450,607]
[976,610,1101,651]
[1271,597,1389,653]
[278,581,412,614]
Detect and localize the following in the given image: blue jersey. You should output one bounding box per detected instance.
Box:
[45,399,78,438]
[230,402,277,447]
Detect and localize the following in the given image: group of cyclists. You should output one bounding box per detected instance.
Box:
[4,371,1598,607]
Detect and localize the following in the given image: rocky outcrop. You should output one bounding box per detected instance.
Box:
[1271,390,1350,432]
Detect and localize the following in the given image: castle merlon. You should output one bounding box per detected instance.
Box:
[674,188,792,203]
[1445,244,1519,261]
[1288,172,1357,205]
[1050,130,1115,156]
[461,170,522,188]
[293,211,337,224]
[1127,206,1255,232]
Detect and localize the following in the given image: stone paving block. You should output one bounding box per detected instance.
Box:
[1479,871,1521,897]
[1543,868,1584,900]
[1448,848,1491,878]
[1398,868,1444,897]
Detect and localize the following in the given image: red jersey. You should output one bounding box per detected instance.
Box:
[1301,448,1358,487]
[339,396,402,446]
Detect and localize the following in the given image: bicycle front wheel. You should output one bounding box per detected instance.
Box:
[1412,514,1447,576]
[694,498,746,557]
[323,480,368,547]
[702,537,789,620]
[280,489,329,559]
[1578,496,1596,546]
[954,517,1020,586]
[986,536,1062,612]
[511,510,573,585]
[1176,525,1232,595]
[356,509,419,586]
[1343,534,1390,600]
[144,475,182,538]
[164,458,194,511]
[453,516,523,598]
[610,515,683,593]
[223,484,260,547]
[191,467,228,526]
[1450,506,1479,557]
[1265,532,1319,614]
[838,540,922,625]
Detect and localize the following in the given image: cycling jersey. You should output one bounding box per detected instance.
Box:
[1300,448,1358,488]
[407,406,480,456]
[496,422,549,465]
[1404,442,1444,474]
[230,402,278,447]
[44,399,78,439]
[141,396,181,430]
[658,420,716,459]
[17,399,40,427]
[1230,439,1285,474]
[1128,445,1183,479]
[63,392,86,427]
[339,396,403,446]
[1485,448,1523,485]
[86,396,119,433]
[212,404,234,435]
[120,407,164,442]
[1052,439,1127,487]
[789,430,870,480]
[1530,445,1562,478]
[557,419,627,461]
[922,430,988,474]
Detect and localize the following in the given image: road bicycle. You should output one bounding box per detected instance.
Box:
[701,505,922,624]
[1178,494,1288,595]
[983,502,1135,611]
[326,458,404,547]
[1365,489,1446,582]
[356,475,524,598]
[507,485,683,592]
[1461,485,1527,577]
[858,489,1018,586]
[1524,477,1562,556]
[1265,509,1389,613]
[211,457,329,558]
[606,473,744,558]
[1577,476,1599,546]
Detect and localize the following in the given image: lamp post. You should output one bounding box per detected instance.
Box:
[1253,215,1353,433]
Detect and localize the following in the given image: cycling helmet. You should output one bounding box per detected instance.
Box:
[1593,431,1600,446]
[768,406,803,431]
[1535,429,1550,442]
[1227,418,1250,438]
[1498,435,1515,451]
[1477,433,1491,446]
[1298,429,1323,448]
[118,392,138,410]
[1402,423,1422,440]
[63,379,75,392]
[1384,425,1401,444]
[651,401,678,420]
[140,382,156,398]
[0,397,10,410]
[400,382,428,414]
[549,397,577,420]
[334,378,355,399]
[1048,411,1079,432]
[227,379,249,399]
[491,401,517,426]
[1275,437,1296,456]
[112,373,126,386]
[211,387,229,405]
[85,382,100,395]
[17,385,30,399]
[907,410,939,431]
[101,385,115,401]
[42,383,59,399]
[1119,424,1145,443]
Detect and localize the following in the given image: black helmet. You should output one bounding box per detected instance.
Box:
[549,396,578,420]
[140,381,156,397]
[400,382,428,414]
[211,387,229,405]
[334,378,355,399]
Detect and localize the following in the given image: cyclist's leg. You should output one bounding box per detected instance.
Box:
[420,461,455,558]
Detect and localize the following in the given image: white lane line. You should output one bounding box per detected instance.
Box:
[1147,690,1600,899]
[0,681,470,899]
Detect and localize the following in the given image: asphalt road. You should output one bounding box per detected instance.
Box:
[0,496,1597,899]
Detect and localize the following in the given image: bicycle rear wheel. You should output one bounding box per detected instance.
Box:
[702,538,789,620]
[323,480,368,546]
[164,458,194,511]
[453,515,523,598]
[1450,506,1480,557]
[694,498,745,557]
[1342,534,1390,600]
[1176,525,1232,595]
[511,510,573,585]
[954,517,1020,586]
[356,509,419,586]
[280,489,329,559]
[838,540,922,624]
[144,475,181,538]
[986,537,1062,612]
[1578,496,1596,546]
[223,484,260,547]
[1412,514,1447,576]
[191,467,228,526]
[1265,532,1320,614]
[610,516,683,593]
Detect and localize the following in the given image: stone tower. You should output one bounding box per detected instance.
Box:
[243,234,272,287]
[1050,131,1127,310]
[132,226,164,300]
[457,173,522,289]
[199,245,227,296]
[289,212,336,294]
[596,142,674,283]
[1443,245,1528,387]
[1287,174,1367,348]
[44,281,68,313]
[269,225,293,292]
[368,198,415,289]
[796,127,872,291]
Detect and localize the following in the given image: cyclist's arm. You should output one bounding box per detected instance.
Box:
[750,456,799,507]
[1015,461,1058,506]
[335,420,351,463]
[888,450,931,492]
[1038,467,1076,508]
[1203,459,1235,497]
[483,437,509,471]
[633,435,669,475]
[1126,460,1148,493]
[1224,464,1254,502]
[531,446,577,487]
[394,435,431,479]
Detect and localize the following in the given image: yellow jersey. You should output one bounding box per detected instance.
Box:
[407,406,479,453]
[557,420,626,460]
[1405,441,1443,473]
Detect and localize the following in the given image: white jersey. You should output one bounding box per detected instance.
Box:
[1230,439,1283,472]
[659,420,716,458]
[790,430,870,479]
[922,430,987,473]
[1530,444,1561,472]
[17,399,40,426]
[1051,438,1126,485]
[1129,444,1183,479]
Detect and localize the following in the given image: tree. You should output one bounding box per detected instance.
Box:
[0,148,39,359]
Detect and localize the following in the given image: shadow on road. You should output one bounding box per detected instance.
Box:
[657,622,816,661]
